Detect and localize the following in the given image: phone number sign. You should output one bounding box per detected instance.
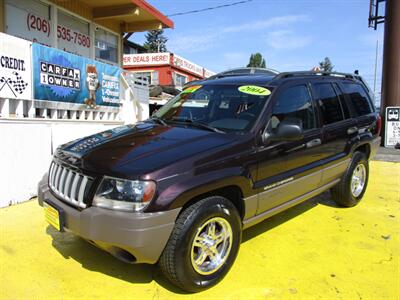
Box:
[26,13,90,56]
[385,106,400,148]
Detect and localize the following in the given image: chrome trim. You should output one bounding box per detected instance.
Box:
[48,161,91,209]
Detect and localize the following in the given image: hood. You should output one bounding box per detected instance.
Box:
[59,123,236,178]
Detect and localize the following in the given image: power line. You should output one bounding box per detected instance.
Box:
[167,0,254,17]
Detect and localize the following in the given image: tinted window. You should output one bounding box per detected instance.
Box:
[314,83,344,125]
[271,85,315,130]
[342,83,374,116]
[332,83,351,119]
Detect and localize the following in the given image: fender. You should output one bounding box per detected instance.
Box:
[149,166,255,212]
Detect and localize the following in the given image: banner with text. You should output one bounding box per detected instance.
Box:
[0,33,32,99]
[32,43,121,107]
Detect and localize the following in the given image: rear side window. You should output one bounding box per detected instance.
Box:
[313,83,344,125]
[342,83,374,116]
[272,85,316,130]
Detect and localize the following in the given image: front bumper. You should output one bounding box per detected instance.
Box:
[38,176,180,264]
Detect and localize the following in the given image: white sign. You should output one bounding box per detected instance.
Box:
[0,33,32,99]
[173,54,203,77]
[123,53,171,66]
[385,106,400,147]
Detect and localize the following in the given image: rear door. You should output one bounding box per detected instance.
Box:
[311,80,356,184]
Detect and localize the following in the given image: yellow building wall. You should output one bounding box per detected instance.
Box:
[0,0,4,32]
[50,0,120,33]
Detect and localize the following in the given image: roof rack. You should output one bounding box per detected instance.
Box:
[273,71,359,80]
[208,67,280,80]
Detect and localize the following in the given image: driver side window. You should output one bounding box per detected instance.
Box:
[271,85,316,131]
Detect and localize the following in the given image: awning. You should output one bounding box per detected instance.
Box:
[76,0,174,32]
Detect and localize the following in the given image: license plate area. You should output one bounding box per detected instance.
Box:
[44,201,65,231]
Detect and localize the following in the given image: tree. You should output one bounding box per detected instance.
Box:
[144,30,168,53]
[319,57,334,72]
[247,53,266,68]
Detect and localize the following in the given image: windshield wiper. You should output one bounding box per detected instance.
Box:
[149,116,168,126]
[170,117,225,133]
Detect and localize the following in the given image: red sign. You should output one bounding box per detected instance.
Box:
[123,53,171,66]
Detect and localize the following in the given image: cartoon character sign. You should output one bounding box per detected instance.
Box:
[85,65,100,108]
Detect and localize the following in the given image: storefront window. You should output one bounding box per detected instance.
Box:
[5,0,51,46]
[174,73,187,88]
[135,71,159,85]
[95,28,118,64]
[57,11,90,57]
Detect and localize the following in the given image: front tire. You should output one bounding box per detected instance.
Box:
[331,151,369,207]
[158,196,241,293]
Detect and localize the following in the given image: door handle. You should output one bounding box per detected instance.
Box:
[347,126,358,135]
[306,138,321,148]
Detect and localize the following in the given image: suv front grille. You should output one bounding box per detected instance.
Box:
[48,161,93,208]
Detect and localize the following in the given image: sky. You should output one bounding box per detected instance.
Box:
[131,0,384,104]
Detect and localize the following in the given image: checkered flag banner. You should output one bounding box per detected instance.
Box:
[10,71,28,94]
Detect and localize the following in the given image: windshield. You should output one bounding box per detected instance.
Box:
[153,84,272,132]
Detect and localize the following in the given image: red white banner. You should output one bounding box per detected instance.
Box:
[172,54,203,77]
[123,53,171,66]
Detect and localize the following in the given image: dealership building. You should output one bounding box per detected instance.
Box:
[0,0,174,206]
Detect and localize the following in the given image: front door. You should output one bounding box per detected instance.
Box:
[256,82,324,214]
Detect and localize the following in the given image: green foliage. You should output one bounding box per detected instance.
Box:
[144,30,168,53]
[319,57,334,72]
[247,53,266,68]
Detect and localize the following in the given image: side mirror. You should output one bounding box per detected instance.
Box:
[264,119,304,142]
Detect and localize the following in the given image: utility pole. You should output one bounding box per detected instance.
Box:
[369,0,400,146]
[380,0,400,110]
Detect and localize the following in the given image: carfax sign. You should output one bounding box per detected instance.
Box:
[32,43,121,107]
[385,106,400,148]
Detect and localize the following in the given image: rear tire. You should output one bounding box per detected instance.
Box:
[158,196,241,293]
[331,151,369,207]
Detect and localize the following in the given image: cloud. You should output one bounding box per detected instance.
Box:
[167,14,312,54]
[168,33,218,53]
[358,32,384,47]
[223,15,311,33]
[266,30,312,50]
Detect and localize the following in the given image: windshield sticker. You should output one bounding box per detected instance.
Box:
[238,85,271,96]
[182,85,202,94]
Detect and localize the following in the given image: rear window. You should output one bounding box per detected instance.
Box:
[342,83,374,116]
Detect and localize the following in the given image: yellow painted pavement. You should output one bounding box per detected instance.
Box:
[0,161,399,300]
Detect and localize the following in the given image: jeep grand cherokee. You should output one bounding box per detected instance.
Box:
[38,71,381,292]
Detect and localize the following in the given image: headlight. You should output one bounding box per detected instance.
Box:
[93,177,156,212]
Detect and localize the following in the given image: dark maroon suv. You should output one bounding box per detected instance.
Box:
[38,71,381,292]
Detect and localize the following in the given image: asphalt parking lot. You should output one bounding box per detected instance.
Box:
[0,161,399,300]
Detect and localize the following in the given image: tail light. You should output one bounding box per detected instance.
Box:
[375,114,382,136]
